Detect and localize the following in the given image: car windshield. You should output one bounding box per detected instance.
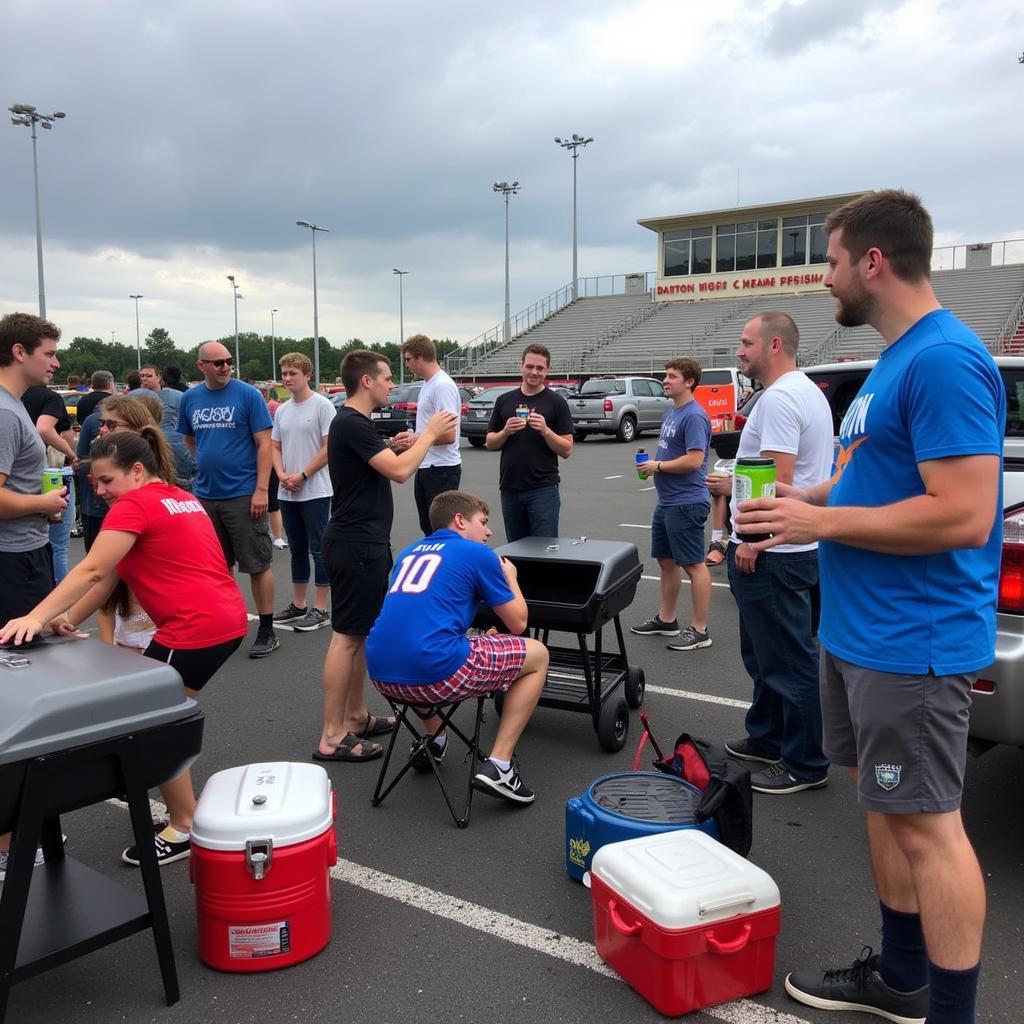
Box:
[474,387,515,404]
[579,379,624,396]
[386,384,420,405]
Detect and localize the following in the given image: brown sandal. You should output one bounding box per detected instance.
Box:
[705,540,727,566]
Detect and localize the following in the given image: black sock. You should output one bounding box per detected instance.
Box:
[259,613,274,632]
[926,960,980,1024]
[877,901,928,992]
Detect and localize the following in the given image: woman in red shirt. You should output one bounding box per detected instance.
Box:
[0,425,248,867]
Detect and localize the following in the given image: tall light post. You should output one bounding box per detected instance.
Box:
[295,220,329,389]
[553,133,593,301]
[129,294,143,370]
[9,104,66,319]
[226,275,243,376]
[492,181,520,345]
[392,269,408,383]
[270,308,278,379]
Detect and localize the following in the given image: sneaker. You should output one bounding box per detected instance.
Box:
[785,947,928,1024]
[631,615,680,637]
[249,627,280,659]
[411,737,447,771]
[121,831,191,867]
[666,626,713,651]
[473,759,536,804]
[272,603,307,624]
[751,760,828,794]
[725,737,780,765]
[292,608,330,632]
[272,537,288,549]
[70,519,84,538]
[0,835,68,880]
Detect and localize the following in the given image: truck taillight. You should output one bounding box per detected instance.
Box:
[734,413,747,431]
[604,399,613,412]
[998,509,1024,612]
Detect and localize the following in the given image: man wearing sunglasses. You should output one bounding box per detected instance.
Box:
[178,341,279,658]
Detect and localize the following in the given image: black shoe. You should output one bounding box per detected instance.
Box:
[272,603,307,624]
[121,831,191,867]
[751,761,828,794]
[785,947,928,1024]
[473,759,535,804]
[410,737,447,771]
[630,615,679,637]
[725,737,779,765]
[666,626,712,651]
[292,609,329,632]
[249,627,280,659]
[70,519,84,538]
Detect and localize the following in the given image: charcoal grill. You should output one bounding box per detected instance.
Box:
[0,637,204,1022]
[476,537,645,751]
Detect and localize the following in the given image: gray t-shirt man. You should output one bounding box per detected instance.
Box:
[0,384,48,553]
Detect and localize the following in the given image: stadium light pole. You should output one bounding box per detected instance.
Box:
[270,308,278,379]
[493,181,520,345]
[296,220,328,389]
[129,294,143,370]
[9,104,66,319]
[554,133,593,301]
[392,269,408,383]
[226,275,243,377]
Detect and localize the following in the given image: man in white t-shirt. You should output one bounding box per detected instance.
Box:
[401,334,462,535]
[708,312,834,794]
[270,352,336,632]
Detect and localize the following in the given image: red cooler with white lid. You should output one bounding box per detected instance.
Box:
[189,762,337,972]
[590,829,780,1016]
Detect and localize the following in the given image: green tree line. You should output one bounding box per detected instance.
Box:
[55,330,462,386]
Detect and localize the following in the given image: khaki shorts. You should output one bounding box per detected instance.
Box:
[199,496,273,574]
[820,648,974,814]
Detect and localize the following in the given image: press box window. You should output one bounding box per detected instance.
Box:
[782,214,829,267]
[716,220,778,272]
[663,226,713,276]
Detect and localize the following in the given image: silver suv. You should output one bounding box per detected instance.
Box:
[804,357,1024,753]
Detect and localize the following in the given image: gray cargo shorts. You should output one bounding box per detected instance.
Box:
[820,648,974,814]
[199,495,273,575]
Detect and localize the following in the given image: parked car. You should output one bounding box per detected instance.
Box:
[569,376,670,443]
[329,390,348,410]
[371,382,473,437]
[460,385,518,447]
[709,387,764,459]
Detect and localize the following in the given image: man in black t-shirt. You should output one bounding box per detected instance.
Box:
[486,344,574,541]
[74,370,116,426]
[313,350,457,764]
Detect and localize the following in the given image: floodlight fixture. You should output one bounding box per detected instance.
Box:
[295,220,330,387]
[493,181,522,344]
[554,132,594,300]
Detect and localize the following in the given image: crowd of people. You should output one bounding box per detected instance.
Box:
[0,189,1003,1024]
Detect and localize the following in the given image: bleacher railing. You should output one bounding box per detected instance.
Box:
[997,290,1024,353]
[932,239,1024,271]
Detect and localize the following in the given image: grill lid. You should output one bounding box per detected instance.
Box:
[589,772,702,823]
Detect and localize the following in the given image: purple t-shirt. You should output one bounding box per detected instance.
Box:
[654,400,711,506]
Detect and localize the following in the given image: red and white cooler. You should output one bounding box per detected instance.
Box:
[189,762,337,972]
[590,829,780,1016]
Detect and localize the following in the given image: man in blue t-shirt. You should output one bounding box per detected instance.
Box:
[366,491,549,804]
[179,341,278,659]
[631,357,713,651]
[736,191,1001,1024]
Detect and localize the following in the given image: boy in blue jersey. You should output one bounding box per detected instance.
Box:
[366,491,548,804]
[736,190,1001,1024]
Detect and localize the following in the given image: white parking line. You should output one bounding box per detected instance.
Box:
[646,683,751,710]
[604,474,623,480]
[641,573,731,589]
[640,485,656,491]
[618,523,652,528]
[106,798,809,1024]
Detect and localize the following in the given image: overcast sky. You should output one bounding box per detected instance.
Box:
[2,0,1022,359]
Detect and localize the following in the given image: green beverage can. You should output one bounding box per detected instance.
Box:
[41,470,65,524]
[733,457,775,543]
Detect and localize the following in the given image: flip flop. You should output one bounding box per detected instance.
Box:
[705,540,728,567]
[353,712,397,738]
[311,733,383,762]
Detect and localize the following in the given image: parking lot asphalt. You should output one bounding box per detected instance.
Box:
[8,435,1023,1024]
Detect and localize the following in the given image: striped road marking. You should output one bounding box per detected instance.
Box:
[618,523,652,528]
[641,573,731,589]
[603,474,623,480]
[646,683,751,710]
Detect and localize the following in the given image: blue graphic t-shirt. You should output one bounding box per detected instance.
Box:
[365,529,515,685]
[654,399,711,506]
[178,379,273,499]
[819,309,1005,676]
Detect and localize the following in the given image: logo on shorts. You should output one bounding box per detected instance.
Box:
[875,763,902,791]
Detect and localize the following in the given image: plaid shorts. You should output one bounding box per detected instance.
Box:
[374,633,529,703]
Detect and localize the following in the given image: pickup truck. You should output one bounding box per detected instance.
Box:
[569,376,670,442]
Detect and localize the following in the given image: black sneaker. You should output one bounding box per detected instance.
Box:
[292,609,329,632]
[249,627,280,658]
[631,615,680,637]
[666,626,712,651]
[725,737,780,765]
[411,737,447,772]
[751,760,828,794]
[121,831,191,867]
[785,947,928,1024]
[272,603,307,624]
[473,759,535,804]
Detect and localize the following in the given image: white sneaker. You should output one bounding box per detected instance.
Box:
[272,538,288,549]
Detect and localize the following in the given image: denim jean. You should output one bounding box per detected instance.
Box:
[727,543,828,780]
[279,497,331,586]
[48,475,75,584]
[500,485,560,542]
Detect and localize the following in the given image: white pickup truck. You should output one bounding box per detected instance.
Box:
[569,376,670,442]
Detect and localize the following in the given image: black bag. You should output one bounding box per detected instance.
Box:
[633,711,753,857]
